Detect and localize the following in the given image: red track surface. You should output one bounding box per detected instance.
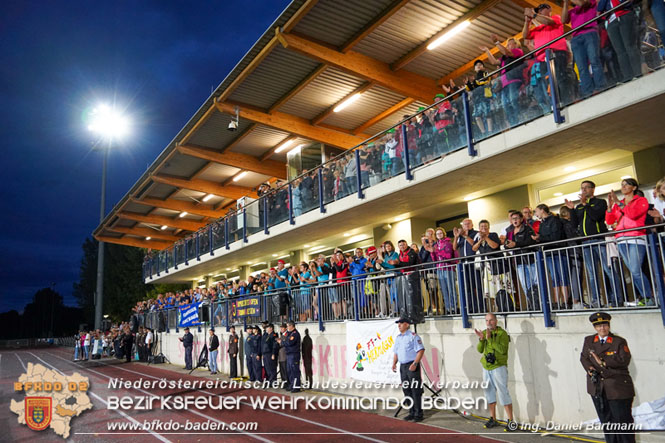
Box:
[2,347,500,442]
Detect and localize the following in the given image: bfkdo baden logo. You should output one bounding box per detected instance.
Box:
[25,397,52,431]
[10,363,92,439]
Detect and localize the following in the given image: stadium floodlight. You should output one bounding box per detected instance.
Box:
[87,104,130,139]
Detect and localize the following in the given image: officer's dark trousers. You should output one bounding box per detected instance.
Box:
[592,395,635,443]
[184,346,192,369]
[286,353,301,391]
[246,355,254,380]
[229,355,237,378]
[263,354,277,382]
[400,362,423,418]
[251,354,263,381]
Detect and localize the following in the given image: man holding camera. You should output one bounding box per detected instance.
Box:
[475,313,514,431]
[580,312,635,443]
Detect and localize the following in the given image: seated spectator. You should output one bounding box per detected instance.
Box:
[606,178,654,306]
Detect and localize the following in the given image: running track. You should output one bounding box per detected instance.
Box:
[2,347,501,442]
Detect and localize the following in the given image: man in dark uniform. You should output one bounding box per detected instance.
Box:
[121,325,134,363]
[302,328,313,389]
[179,327,194,370]
[262,324,279,383]
[278,323,289,389]
[244,325,254,380]
[136,327,145,362]
[247,326,263,382]
[580,312,635,443]
[280,321,302,392]
[228,326,239,379]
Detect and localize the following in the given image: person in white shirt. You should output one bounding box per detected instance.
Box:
[145,328,154,360]
[83,332,91,360]
[649,177,665,223]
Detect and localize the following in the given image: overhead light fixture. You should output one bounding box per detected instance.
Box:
[145,236,151,240]
[274,139,295,154]
[304,244,310,248]
[278,254,290,259]
[343,233,351,237]
[228,106,239,132]
[179,212,188,218]
[427,21,471,50]
[334,93,362,113]
[564,166,576,172]
[202,194,215,202]
[226,268,231,271]
[463,196,474,201]
[272,253,278,257]
[620,175,632,180]
[554,192,563,197]
[233,171,248,182]
[160,225,168,230]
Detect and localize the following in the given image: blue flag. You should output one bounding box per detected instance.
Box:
[179,302,202,327]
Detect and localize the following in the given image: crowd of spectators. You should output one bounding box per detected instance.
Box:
[137,178,664,324]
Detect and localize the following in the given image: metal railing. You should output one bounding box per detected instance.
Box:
[136,223,665,330]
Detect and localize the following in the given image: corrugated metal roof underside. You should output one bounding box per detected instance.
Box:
[322,85,406,130]
[364,101,428,134]
[352,0,483,66]
[278,67,365,120]
[405,2,525,79]
[227,46,320,109]
[195,163,241,181]
[291,0,393,47]
[145,183,178,200]
[187,111,252,149]
[229,125,290,157]
[159,152,209,178]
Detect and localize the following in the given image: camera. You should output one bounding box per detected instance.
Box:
[485,352,496,364]
[227,120,238,131]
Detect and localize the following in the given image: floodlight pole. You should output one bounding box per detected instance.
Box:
[94,145,109,330]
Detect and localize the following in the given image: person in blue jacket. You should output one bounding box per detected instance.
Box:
[261,324,280,382]
[280,321,302,392]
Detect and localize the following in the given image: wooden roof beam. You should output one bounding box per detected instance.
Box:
[268,64,328,113]
[177,145,287,179]
[392,0,505,71]
[131,197,223,218]
[216,100,364,149]
[352,98,415,135]
[96,235,171,251]
[152,174,257,200]
[275,29,441,104]
[117,212,207,232]
[108,226,183,242]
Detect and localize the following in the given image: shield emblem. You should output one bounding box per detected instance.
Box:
[25,397,52,431]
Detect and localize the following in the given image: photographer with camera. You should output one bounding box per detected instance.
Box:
[475,313,514,431]
[580,312,635,443]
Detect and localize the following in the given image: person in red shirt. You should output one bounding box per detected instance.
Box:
[523,4,575,112]
[605,178,654,306]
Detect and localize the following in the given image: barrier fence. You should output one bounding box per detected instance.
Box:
[135,225,665,331]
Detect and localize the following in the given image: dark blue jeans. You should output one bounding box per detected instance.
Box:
[606,11,641,82]
[571,31,606,97]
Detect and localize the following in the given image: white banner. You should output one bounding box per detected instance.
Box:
[346,319,401,384]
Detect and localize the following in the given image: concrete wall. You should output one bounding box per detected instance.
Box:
[159,311,664,426]
[467,185,531,229]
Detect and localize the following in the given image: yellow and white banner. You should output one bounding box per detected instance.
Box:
[346,319,401,384]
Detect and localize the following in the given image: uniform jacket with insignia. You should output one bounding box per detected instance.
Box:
[580,333,634,400]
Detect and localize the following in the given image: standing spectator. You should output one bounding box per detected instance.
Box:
[649,177,665,224]
[648,0,665,47]
[559,205,584,308]
[83,330,91,360]
[74,331,82,361]
[396,239,424,323]
[522,206,541,234]
[244,325,254,381]
[523,4,575,111]
[378,241,400,315]
[281,321,302,393]
[145,327,154,362]
[228,326,239,379]
[473,220,511,311]
[420,233,439,315]
[431,228,457,315]
[248,325,263,382]
[454,219,484,313]
[465,60,494,137]
[562,0,606,97]
[332,250,350,319]
[564,180,622,307]
[580,312,636,442]
[481,36,525,127]
[208,328,219,375]
[302,328,313,389]
[415,108,435,164]
[606,178,654,305]
[504,211,539,310]
[122,325,134,364]
[179,327,193,370]
[535,204,570,308]
[349,248,369,316]
[475,313,515,431]
[597,0,641,82]
[392,318,425,422]
[277,323,289,389]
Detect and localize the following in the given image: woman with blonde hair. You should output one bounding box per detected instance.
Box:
[430,227,457,314]
[649,177,665,224]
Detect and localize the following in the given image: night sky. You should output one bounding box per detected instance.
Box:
[0,1,290,312]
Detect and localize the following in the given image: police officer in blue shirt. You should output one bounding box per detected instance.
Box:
[261,324,279,383]
[279,321,302,392]
[392,318,425,422]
